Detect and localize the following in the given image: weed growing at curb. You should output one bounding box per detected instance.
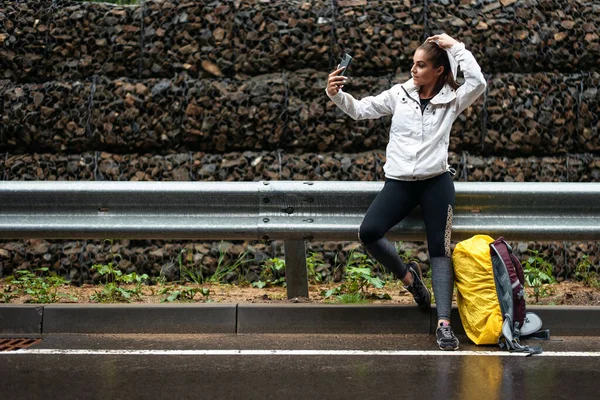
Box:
[1,282,19,303]
[335,293,369,304]
[306,252,325,284]
[574,255,600,289]
[169,242,255,286]
[395,241,419,265]
[206,243,253,284]
[253,257,286,288]
[159,286,211,303]
[2,238,599,306]
[323,250,390,303]
[90,262,149,303]
[3,268,76,304]
[523,249,556,303]
[178,249,204,285]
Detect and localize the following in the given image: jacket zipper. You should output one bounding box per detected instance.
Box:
[402,87,420,106]
[401,87,423,180]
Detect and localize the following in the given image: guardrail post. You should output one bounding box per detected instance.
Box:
[284,240,309,299]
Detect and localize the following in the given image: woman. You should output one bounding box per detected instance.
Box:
[326,33,486,351]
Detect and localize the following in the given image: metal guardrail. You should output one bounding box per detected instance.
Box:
[2,181,600,298]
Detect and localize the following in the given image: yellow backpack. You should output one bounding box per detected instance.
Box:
[452,235,503,345]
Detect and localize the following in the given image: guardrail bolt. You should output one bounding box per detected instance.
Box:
[283,207,294,214]
[262,181,270,185]
[263,218,270,223]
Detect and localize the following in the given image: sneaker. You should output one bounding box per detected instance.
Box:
[404,261,431,309]
[436,323,460,351]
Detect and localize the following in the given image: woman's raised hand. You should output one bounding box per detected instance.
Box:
[326,66,348,96]
[426,33,458,49]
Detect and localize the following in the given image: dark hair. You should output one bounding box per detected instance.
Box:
[417,41,460,92]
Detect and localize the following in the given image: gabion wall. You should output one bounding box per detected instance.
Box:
[1,0,599,282]
[2,0,599,80]
[1,71,599,155]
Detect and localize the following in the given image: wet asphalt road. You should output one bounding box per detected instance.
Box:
[1,334,599,400]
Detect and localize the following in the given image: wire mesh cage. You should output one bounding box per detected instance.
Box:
[1,0,599,282]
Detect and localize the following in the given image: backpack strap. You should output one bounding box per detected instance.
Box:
[499,325,543,355]
[490,243,514,324]
[522,329,551,340]
[500,337,543,355]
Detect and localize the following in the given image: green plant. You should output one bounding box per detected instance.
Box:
[90,262,149,303]
[1,282,19,303]
[178,249,204,285]
[335,293,369,304]
[323,266,386,297]
[253,257,286,288]
[205,243,253,284]
[323,250,389,301]
[574,255,600,289]
[6,268,75,303]
[155,273,168,286]
[306,252,324,284]
[347,248,378,269]
[523,250,556,302]
[395,241,418,264]
[176,243,253,285]
[159,286,210,303]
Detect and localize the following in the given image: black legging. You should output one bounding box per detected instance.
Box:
[358,172,456,320]
[359,172,455,264]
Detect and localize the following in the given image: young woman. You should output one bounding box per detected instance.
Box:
[326,33,486,350]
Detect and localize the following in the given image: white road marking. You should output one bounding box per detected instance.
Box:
[3,349,600,357]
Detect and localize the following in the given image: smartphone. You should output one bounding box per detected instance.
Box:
[339,53,352,76]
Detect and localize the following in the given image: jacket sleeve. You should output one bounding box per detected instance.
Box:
[449,43,487,115]
[326,86,395,121]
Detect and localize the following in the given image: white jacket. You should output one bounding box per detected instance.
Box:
[327,42,486,181]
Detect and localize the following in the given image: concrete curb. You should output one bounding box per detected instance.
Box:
[0,305,44,334]
[1,304,599,336]
[237,304,431,334]
[42,304,237,334]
